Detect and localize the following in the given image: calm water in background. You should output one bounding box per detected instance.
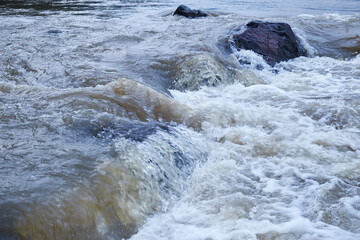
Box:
[0,1,360,239]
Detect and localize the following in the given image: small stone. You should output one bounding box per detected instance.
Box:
[47,29,62,34]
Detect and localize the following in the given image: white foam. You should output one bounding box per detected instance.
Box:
[133,48,360,239]
[297,13,359,22]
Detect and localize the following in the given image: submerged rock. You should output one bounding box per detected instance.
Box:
[231,20,307,66]
[92,119,170,142]
[173,5,208,18]
[47,29,62,34]
[172,54,264,91]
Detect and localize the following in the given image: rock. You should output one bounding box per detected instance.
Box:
[92,119,170,142]
[231,20,307,66]
[173,5,208,18]
[47,29,62,34]
[172,54,264,91]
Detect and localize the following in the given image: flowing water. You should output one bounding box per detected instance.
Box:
[0,0,360,239]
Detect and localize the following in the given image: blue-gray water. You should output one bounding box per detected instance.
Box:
[0,1,359,239]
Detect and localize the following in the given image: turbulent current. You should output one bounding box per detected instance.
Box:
[0,0,359,239]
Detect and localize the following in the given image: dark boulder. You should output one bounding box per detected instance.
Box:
[91,119,170,142]
[47,29,62,34]
[231,20,307,66]
[173,5,208,18]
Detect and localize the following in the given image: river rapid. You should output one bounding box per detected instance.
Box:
[0,0,360,239]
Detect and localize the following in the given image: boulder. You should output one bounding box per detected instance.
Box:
[47,29,62,34]
[92,119,170,142]
[231,20,307,66]
[173,5,208,19]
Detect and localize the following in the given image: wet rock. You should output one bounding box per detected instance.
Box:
[47,29,62,34]
[93,120,170,142]
[173,5,208,19]
[172,53,264,91]
[231,20,307,66]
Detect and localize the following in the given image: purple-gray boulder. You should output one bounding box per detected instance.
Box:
[231,20,307,66]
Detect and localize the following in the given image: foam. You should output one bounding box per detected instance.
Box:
[133,49,360,239]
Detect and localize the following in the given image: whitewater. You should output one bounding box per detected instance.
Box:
[0,0,359,239]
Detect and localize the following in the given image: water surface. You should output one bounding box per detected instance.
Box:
[0,0,359,239]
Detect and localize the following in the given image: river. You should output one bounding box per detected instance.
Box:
[0,0,359,239]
